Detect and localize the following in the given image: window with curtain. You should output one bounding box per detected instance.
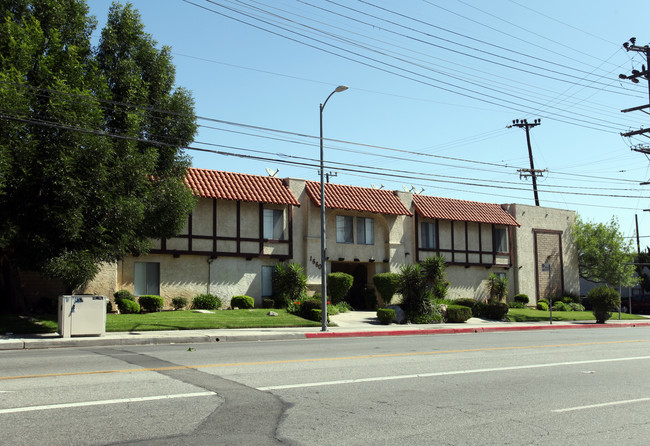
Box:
[263,208,285,240]
[357,217,374,245]
[336,215,354,243]
[134,262,160,296]
[421,221,437,249]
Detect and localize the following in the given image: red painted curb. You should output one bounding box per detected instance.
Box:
[305,322,650,338]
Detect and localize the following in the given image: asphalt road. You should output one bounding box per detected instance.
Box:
[2,327,650,445]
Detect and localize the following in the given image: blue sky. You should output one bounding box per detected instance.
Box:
[88,1,650,249]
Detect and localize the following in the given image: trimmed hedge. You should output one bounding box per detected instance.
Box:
[446,305,472,323]
[172,297,188,310]
[114,289,135,302]
[373,273,400,306]
[514,294,529,304]
[138,295,164,312]
[482,302,509,320]
[537,301,549,311]
[377,308,396,325]
[117,298,140,314]
[230,295,255,309]
[328,272,354,304]
[262,298,274,309]
[192,294,222,310]
[587,286,620,323]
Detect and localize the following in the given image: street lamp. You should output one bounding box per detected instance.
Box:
[320,85,348,332]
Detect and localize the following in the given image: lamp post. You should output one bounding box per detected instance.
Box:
[320,85,348,332]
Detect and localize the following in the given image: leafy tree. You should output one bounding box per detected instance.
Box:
[0,1,197,312]
[571,216,637,288]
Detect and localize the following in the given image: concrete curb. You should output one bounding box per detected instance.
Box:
[3,321,650,350]
[306,322,650,338]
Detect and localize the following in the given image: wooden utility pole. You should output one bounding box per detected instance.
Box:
[509,118,545,206]
[619,37,650,158]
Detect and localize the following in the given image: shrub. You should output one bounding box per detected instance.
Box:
[230,295,255,309]
[192,294,222,310]
[482,302,509,320]
[508,301,526,309]
[272,262,307,308]
[538,298,549,306]
[537,301,549,311]
[454,298,479,310]
[328,272,354,304]
[308,309,329,323]
[377,308,396,325]
[117,298,140,314]
[569,302,585,312]
[107,300,113,313]
[514,294,529,304]
[300,298,322,318]
[114,289,135,302]
[587,286,620,323]
[262,298,274,309]
[373,273,400,306]
[446,305,472,323]
[563,292,581,304]
[552,301,571,312]
[138,295,164,312]
[172,297,188,310]
[487,273,508,303]
[407,311,444,324]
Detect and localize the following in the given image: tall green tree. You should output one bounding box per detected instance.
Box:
[572,215,637,288]
[0,1,196,312]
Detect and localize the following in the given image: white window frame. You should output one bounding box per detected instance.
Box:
[357,217,374,245]
[336,215,354,244]
[134,262,160,296]
[421,221,437,249]
[263,208,285,240]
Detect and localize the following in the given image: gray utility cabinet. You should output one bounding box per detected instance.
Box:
[58,295,107,338]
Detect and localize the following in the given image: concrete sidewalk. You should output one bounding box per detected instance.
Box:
[2,311,650,350]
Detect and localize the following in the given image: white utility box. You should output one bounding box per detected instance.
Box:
[58,295,107,338]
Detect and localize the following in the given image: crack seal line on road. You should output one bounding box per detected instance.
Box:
[2,338,650,382]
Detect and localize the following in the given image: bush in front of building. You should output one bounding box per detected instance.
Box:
[138,295,164,312]
[172,297,188,310]
[117,298,140,314]
[262,298,274,309]
[327,272,354,304]
[376,308,395,325]
[272,262,307,308]
[587,286,620,323]
[537,301,549,311]
[514,294,529,304]
[569,302,585,311]
[373,273,400,307]
[192,293,222,310]
[114,289,135,302]
[482,302,509,320]
[230,295,254,309]
[445,305,472,323]
[299,298,322,320]
[552,301,571,312]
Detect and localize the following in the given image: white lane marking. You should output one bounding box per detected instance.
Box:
[553,397,650,413]
[0,391,216,415]
[257,355,650,391]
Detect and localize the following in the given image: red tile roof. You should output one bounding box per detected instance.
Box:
[305,181,412,216]
[185,168,300,206]
[412,195,519,226]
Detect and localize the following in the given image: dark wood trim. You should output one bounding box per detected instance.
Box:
[259,203,264,254]
[149,249,290,260]
[464,221,469,263]
[414,212,420,262]
[212,198,217,254]
[288,205,294,259]
[450,221,455,264]
[236,201,241,254]
[188,213,193,251]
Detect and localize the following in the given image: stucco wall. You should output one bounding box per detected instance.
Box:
[503,203,579,302]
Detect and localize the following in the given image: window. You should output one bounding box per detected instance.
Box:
[134,262,160,296]
[262,266,274,297]
[493,226,508,253]
[263,208,285,240]
[357,217,374,245]
[421,221,437,249]
[336,215,354,243]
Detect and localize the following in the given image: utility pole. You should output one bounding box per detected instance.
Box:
[619,37,650,163]
[509,118,545,206]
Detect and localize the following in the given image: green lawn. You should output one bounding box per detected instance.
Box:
[0,314,59,334]
[105,309,320,331]
[506,308,645,322]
